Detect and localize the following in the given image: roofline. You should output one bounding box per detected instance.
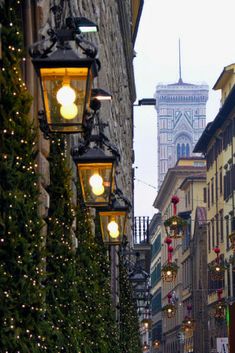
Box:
[153,165,206,210]
[193,84,235,153]
[132,0,144,45]
[213,63,235,90]
[179,174,206,190]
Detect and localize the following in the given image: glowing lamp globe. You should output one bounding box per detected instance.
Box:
[32,47,98,133]
[141,318,152,330]
[98,199,129,245]
[72,147,116,207]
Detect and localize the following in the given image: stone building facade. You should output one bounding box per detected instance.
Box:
[153,158,207,353]
[154,79,208,189]
[20,0,142,304]
[194,63,235,353]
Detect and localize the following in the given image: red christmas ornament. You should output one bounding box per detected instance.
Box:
[214,247,220,254]
[165,237,172,245]
[171,195,179,215]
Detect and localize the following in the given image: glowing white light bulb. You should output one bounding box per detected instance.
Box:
[60,103,78,120]
[92,185,105,196]
[109,229,120,239]
[56,85,76,105]
[107,220,118,234]
[89,174,103,188]
[166,270,172,276]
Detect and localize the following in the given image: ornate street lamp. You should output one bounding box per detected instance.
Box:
[162,293,176,318]
[181,305,195,333]
[164,196,187,239]
[152,340,160,350]
[208,247,227,280]
[98,198,129,245]
[72,146,116,207]
[214,289,226,321]
[32,47,98,134]
[161,237,178,282]
[161,262,178,282]
[142,341,150,352]
[141,318,152,330]
[30,15,99,134]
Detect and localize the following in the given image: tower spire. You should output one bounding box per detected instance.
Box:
[178,38,183,84]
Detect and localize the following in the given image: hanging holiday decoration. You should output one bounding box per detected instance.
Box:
[229,231,235,251]
[152,339,160,350]
[164,196,187,238]
[208,247,227,280]
[140,307,152,330]
[229,254,235,271]
[214,289,226,321]
[141,318,152,331]
[162,293,176,318]
[181,304,195,333]
[161,237,178,282]
[142,341,150,352]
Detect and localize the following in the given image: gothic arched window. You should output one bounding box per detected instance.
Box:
[182,143,185,157]
[186,143,190,157]
[177,144,180,160]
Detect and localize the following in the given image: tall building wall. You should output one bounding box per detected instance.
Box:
[154,80,209,189]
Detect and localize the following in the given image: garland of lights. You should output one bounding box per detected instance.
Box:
[0,2,142,352]
[0,2,50,351]
[46,136,80,351]
[75,199,121,353]
[119,258,142,353]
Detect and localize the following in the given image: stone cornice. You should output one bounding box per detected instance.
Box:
[117,0,136,102]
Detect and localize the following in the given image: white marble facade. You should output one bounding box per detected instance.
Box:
[154,80,209,189]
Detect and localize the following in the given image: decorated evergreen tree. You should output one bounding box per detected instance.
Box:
[45,137,81,352]
[75,200,121,353]
[0,2,50,351]
[119,258,142,353]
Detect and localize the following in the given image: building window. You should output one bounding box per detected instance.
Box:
[228,266,231,298]
[151,291,162,315]
[207,183,210,209]
[151,235,161,259]
[215,172,218,201]
[215,214,219,245]
[177,144,180,160]
[225,216,229,250]
[211,218,215,248]
[219,210,224,242]
[203,187,207,203]
[186,143,190,157]
[219,167,223,194]
[187,190,190,205]
[211,178,214,205]
[208,222,211,252]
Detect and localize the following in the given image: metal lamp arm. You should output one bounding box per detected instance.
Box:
[28,34,57,58]
[75,34,98,58]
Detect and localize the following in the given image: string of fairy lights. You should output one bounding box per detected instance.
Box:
[0,2,141,352]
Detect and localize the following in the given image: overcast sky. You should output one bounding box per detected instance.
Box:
[133,0,235,218]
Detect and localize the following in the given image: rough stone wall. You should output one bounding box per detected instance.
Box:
[33,0,135,221]
[22,0,136,306]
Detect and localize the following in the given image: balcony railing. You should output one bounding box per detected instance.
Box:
[134,216,150,244]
